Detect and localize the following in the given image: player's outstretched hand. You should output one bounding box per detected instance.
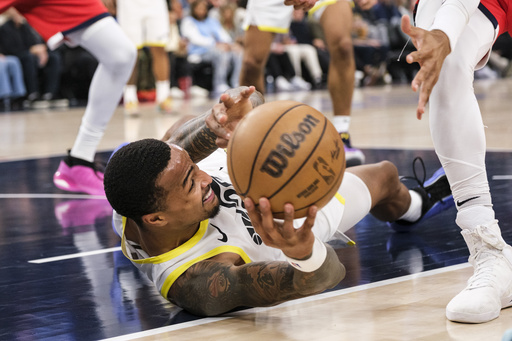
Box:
[244,197,317,260]
[401,15,451,119]
[206,86,256,148]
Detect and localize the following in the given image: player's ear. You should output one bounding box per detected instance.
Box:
[142,212,167,227]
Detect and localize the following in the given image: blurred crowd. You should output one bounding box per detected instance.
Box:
[1,0,511,111]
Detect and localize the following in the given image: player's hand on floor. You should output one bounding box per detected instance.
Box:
[244,197,317,260]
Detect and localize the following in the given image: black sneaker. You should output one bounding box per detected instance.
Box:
[389,157,454,232]
[340,132,365,167]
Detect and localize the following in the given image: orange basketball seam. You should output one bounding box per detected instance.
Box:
[240,103,305,197]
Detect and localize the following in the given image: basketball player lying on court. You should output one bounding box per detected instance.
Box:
[104,86,452,316]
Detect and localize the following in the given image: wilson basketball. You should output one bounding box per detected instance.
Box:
[227,100,345,219]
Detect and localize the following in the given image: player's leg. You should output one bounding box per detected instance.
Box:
[54,17,137,196]
[147,0,172,112]
[337,159,452,233]
[239,0,293,93]
[418,2,512,323]
[316,1,364,167]
[150,45,172,112]
[239,26,274,93]
[116,0,143,115]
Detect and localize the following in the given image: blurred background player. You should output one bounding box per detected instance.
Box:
[111,0,174,114]
[240,0,377,167]
[0,1,137,196]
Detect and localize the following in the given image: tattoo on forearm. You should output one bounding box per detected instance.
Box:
[170,248,344,316]
[168,111,218,162]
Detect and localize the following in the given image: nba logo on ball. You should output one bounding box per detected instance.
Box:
[227,100,346,218]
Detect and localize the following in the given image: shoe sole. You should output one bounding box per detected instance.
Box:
[54,175,105,196]
[446,309,500,324]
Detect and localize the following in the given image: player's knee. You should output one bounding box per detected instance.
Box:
[377,160,401,191]
[108,43,137,72]
[329,37,353,61]
[242,54,266,73]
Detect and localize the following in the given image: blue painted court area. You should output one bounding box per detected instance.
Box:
[1,149,511,340]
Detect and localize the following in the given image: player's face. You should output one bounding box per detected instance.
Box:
[157,144,220,226]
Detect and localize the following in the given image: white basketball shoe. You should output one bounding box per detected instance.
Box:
[446,220,512,323]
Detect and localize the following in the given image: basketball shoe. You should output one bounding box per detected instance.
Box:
[446,220,512,323]
[339,132,365,167]
[389,157,454,232]
[157,97,173,114]
[53,152,105,196]
[124,101,139,116]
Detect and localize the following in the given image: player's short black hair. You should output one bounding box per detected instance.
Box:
[104,139,171,226]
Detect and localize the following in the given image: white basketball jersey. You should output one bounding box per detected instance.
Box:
[112,149,345,300]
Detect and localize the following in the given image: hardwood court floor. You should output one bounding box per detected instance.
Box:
[1,78,512,341]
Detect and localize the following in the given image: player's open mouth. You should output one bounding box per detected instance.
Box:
[203,187,214,203]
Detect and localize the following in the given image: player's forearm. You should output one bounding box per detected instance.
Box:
[290,244,345,296]
[170,244,344,316]
[167,111,218,163]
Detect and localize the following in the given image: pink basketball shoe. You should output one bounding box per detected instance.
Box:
[53,152,105,196]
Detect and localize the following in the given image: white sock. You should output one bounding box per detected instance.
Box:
[456,205,495,230]
[332,116,351,133]
[398,190,423,222]
[124,85,138,104]
[70,119,105,162]
[156,80,170,103]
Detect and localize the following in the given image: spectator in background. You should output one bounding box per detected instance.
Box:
[0,9,67,109]
[0,53,26,109]
[289,9,328,87]
[166,0,192,99]
[180,0,242,96]
[351,9,389,86]
[266,38,300,92]
[219,2,245,46]
[275,32,323,90]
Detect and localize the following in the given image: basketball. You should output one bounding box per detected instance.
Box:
[227,100,345,219]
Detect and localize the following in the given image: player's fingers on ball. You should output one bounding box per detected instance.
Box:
[241,86,255,98]
[221,94,235,109]
[244,197,262,223]
[303,205,317,231]
[280,203,296,238]
[258,198,276,232]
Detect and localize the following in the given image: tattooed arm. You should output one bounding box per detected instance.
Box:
[168,198,345,316]
[163,86,264,163]
[169,245,344,316]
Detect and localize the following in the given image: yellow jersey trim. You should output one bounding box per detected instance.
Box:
[121,217,210,264]
[308,0,339,16]
[335,192,345,205]
[136,42,168,49]
[243,24,289,34]
[160,246,252,298]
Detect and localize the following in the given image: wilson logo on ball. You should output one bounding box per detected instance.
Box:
[260,114,321,177]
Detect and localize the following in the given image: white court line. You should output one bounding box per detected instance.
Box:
[0,193,106,199]
[99,262,472,341]
[28,247,121,264]
[492,175,512,180]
